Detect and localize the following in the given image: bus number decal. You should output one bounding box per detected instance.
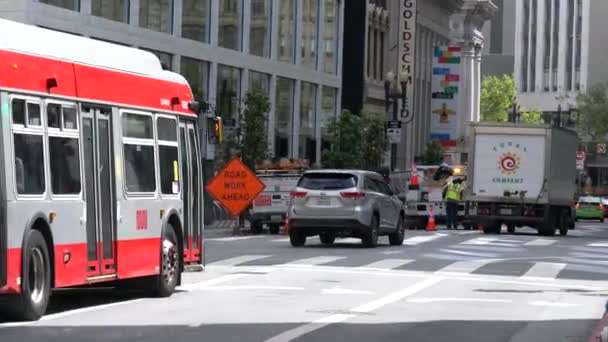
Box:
[136,210,148,230]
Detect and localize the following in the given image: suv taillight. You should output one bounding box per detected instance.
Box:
[600,203,605,210]
[290,191,308,198]
[340,192,366,199]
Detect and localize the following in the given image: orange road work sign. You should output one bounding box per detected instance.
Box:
[206,158,266,217]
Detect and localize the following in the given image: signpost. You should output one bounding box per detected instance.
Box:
[206,158,266,218]
[386,120,402,144]
[576,151,585,171]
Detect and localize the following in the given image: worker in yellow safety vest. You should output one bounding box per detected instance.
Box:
[444,178,464,230]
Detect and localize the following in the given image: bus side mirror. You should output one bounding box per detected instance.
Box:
[188,101,201,113]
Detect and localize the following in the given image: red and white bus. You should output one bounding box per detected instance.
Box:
[0,19,205,320]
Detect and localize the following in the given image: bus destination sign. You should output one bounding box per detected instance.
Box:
[206,158,266,217]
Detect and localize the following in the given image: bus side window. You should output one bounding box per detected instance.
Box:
[12,97,45,195]
[156,116,179,195]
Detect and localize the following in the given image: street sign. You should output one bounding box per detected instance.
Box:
[576,151,585,170]
[206,158,266,217]
[386,120,402,144]
[598,143,607,155]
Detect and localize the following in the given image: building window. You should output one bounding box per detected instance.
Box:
[182,0,210,43]
[39,0,80,11]
[275,77,293,158]
[180,57,209,100]
[301,0,319,68]
[139,0,173,34]
[320,87,337,160]
[122,113,156,193]
[141,48,173,70]
[219,0,243,51]
[521,0,529,92]
[323,0,338,74]
[552,0,559,91]
[250,0,271,57]
[248,71,271,95]
[216,65,241,127]
[157,116,179,195]
[299,82,317,163]
[278,0,296,63]
[91,0,129,23]
[529,0,537,92]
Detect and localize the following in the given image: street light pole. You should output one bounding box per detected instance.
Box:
[384,71,411,171]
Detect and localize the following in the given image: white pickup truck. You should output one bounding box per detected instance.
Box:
[249,170,303,234]
[464,123,577,236]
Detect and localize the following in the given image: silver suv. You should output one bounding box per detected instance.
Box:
[287,170,405,248]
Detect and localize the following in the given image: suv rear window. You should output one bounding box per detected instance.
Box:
[298,173,358,190]
[579,197,600,205]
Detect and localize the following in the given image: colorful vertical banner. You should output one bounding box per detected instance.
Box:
[430,46,462,146]
[398,0,416,119]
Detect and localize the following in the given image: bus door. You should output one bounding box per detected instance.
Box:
[179,121,202,264]
[82,106,116,278]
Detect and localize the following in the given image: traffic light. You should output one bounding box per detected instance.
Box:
[214,117,223,143]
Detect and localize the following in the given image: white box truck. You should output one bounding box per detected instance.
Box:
[464,123,577,236]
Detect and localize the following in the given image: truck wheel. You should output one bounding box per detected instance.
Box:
[540,212,557,236]
[507,225,516,234]
[250,221,263,235]
[269,225,280,235]
[4,230,52,321]
[289,229,306,247]
[601,218,605,224]
[559,210,569,236]
[320,233,335,245]
[483,224,501,234]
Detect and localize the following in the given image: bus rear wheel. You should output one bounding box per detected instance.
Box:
[150,225,180,297]
[1,230,52,321]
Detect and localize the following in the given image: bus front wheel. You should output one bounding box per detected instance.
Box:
[1,229,52,321]
[150,225,180,297]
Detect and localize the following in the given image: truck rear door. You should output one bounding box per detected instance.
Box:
[473,133,546,200]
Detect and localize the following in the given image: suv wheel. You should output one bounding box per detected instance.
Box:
[289,229,306,247]
[320,233,335,245]
[250,221,263,235]
[363,216,379,248]
[389,216,405,246]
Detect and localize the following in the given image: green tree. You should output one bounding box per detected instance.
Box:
[238,88,271,169]
[480,75,544,124]
[422,141,444,165]
[577,82,608,139]
[360,112,388,170]
[322,110,364,168]
[480,75,516,123]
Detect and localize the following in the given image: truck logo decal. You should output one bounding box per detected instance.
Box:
[498,152,520,175]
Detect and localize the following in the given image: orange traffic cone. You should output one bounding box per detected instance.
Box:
[409,163,420,190]
[426,206,437,231]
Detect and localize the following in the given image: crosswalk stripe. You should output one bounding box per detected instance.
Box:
[403,233,447,246]
[460,238,495,245]
[588,242,608,247]
[209,255,270,266]
[435,259,495,274]
[361,259,414,269]
[524,239,557,246]
[439,249,498,258]
[287,256,346,265]
[207,236,263,242]
[520,262,566,280]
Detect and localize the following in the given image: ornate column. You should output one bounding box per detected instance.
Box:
[449,0,496,160]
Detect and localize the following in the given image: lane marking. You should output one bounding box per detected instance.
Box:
[460,237,495,245]
[351,277,443,313]
[179,274,248,292]
[520,262,567,281]
[0,299,145,328]
[360,259,414,270]
[321,287,375,295]
[588,242,608,247]
[199,285,305,291]
[208,255,270,266]
[439,249,498,258]
[264,314,356,342]
[435,259,496,274]
[408,297,512,304]
[207,236,265,242]
[286,256,346,266]
[530,301,581,308]
[265,277,442,342]
[403,234,447,246]
[524,239,557,246]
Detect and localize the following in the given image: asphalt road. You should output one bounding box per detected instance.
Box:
[2,222,608,342]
